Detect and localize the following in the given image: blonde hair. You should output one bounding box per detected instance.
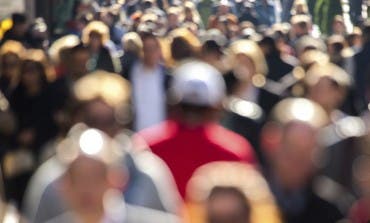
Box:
[227,39,268,75]
[0,40,25,58]
[184,162,282,223]
[180,1,203,27]
[82,21,110,45]
[305,62,351,89]
[122,32,143,55]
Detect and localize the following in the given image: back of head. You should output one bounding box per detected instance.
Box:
[185,162,282,223]
[169,60,226,124]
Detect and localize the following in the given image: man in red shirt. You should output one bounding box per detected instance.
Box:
[138,60,256,198]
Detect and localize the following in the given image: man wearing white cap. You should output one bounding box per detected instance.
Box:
[138,60,256,198]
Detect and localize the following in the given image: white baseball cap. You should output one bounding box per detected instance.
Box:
[170,60,226,107]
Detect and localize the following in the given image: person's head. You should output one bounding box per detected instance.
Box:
[19,53,49,92]
[58,127,126,216]
[290,15,312,39]
[207,187,251,223]
[261,98,329,190]
[295,35,327,57]
[169,60,226,125]
[48,35,80,67]
[10,13,28,36]
[82,21,110,51]
[167,7,180,30]
[346,27,362,49]
[185,162,282,223]
[182,1,201,24]
[332,15,346,35]
[0,40,25,79]
[122,32,143,56]
[259,36,280,57]
[140,32,162,67]
[169,28,201,62]
[291,0,309,15]
[200,29,227,70]
[69,44,90,77]
[72,70,131,136]
[327,35,345,65]
[305,62,351,113]
[217,0,231,15]
[227,40,268,86]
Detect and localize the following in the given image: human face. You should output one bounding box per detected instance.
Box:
[233,54,256,82]
[307,77,344,113]
[207,190,250,223]
[273,122,318,190]
[143,37,161,67]
[64,156,109,214]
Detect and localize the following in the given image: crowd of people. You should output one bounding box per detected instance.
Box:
[0,0,369,222]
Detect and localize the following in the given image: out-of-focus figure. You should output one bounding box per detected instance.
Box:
[221,39,270,164]
[139,60,256,198]
[128,32,170,131]
[261,98,344,223]
[23,71,181,223]
[354,20,370,112]
[0,13,30,47]
[43,126,179,223]
[349,154,370,222]
[81,21,118,73]
[184,162,282,223]
[0,41,25,99]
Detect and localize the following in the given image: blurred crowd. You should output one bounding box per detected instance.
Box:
[0,0,369,222]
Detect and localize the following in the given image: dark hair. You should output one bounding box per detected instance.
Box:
[11,13,27,25]
[207,186,251,223]
[259,36,280,56]
[20,59,48,88]
[171,37,194,61]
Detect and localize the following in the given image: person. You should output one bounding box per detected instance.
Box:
[120,32,143,78]
[127,32,170,131]
[23,71,181,223]
[258,35,294,113]
[4,51,58,206]
[304,62,365,199]
[354,20,370,112]
[44,126,179,223]
[0,13,31,47]
[260,98,344,223]
[0,40,25,98]
[9,52,58,156]
[221,39,273,163]
[138,60,256,198]
[184,162,282,223]
[81,21,118,73]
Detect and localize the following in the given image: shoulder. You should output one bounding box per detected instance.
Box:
[206,124,256,163]
[137,120,178,148]
[224,97,264,122]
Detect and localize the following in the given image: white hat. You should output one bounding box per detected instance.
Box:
[171,60,226,107]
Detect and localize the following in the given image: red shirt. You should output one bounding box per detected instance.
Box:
[139,120,256,198]
[350,199,370,223]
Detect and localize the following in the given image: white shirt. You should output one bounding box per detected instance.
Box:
[131,63,166,131]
